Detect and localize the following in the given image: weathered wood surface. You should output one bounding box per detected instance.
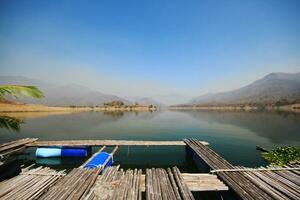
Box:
[0,165,228,200]
[180,173,228,191]
[0,166,64,200]
[83,166,227,200]
[146,167,195,200]
[39,168,99,200]
[140,173,228,192]
[185,139,300,200]
[0,138,38,157]
[27,140,206,147]
[241,165,300,200]
[83,165,142,200]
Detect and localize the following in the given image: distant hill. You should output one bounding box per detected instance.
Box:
[188,72,300,105]
[0,76,128,106]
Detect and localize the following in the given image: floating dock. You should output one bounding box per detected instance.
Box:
[0,138,299,200]
[185,138,300,200]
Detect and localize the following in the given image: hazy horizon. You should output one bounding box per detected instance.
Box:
[1,0,300,98]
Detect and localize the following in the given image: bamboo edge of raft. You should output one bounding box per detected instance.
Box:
[26,139,209,147]
[0,138,38,157]
[184,138,300,200]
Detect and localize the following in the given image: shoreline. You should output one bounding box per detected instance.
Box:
[1,102,299,113]
[0,103,156,113]
[170,103,300,113]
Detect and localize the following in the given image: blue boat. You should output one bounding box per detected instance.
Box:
[84,152,113,169]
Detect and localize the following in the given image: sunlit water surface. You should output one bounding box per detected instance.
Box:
[1,110,299,172]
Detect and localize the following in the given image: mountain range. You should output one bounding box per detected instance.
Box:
[188,72,300,105]
[0,76,160,106]
[1,72,299,107]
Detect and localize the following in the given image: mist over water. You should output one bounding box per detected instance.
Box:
[0,110,299,170]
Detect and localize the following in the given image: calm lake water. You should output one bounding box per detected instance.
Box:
[1,110,299,172]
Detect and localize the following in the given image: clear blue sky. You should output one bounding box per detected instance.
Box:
[1,0,300,96]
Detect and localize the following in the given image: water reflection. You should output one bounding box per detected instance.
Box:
[182,110,300,145]
[1,110,299,168]
[0,116,24,132]
[103,111,124,118]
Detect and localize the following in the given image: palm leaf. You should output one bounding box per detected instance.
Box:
[0,116,24,132]
[0,85,44,99]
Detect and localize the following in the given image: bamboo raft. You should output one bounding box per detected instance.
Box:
[185,139,300,200]
[0,165,227,200]
[0,138,38,157]
[0,165,65,200]
[83,166,200,200]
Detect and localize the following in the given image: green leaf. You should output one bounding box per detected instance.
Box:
[0,85,44,99]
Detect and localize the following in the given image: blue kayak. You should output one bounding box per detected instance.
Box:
[36,147,87,158]
[84,152,113,169]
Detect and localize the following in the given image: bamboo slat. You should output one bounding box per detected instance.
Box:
[83,166,143,200]
[0,166,64,200]
[146,167,195,200]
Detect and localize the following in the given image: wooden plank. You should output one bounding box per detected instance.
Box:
[27,140,208,147]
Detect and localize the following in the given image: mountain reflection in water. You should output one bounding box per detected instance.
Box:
[0,110,299,168]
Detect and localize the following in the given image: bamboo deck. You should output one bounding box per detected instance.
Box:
[39,168,99,200]
[0,165,228,200]
[185,139,300,200]
[84,166,221,200]
[26,139,208,147]
[0,165,65,200]
[139,173,228,192]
